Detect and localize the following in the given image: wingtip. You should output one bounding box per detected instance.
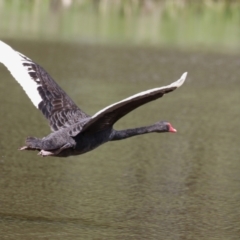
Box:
[0,40,10,50]
[174,72,188,88]
[0,40,15,64]
[181,72,188,80]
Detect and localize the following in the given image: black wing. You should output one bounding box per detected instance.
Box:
[79,72,187,135]
[0,41,89,131]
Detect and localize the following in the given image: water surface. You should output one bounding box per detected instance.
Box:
[0,41,240,239]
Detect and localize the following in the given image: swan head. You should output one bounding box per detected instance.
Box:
[155,121,177,133]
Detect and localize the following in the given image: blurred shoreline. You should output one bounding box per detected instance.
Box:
[0,0,239,53]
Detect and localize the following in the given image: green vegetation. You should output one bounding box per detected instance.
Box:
[0,0,240,52]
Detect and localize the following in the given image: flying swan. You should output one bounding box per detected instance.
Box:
[0,41,187,157]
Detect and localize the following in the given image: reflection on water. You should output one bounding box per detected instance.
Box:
[0,40,240,239]
[0,0,240,52]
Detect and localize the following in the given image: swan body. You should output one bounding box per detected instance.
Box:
[0,41,187,157]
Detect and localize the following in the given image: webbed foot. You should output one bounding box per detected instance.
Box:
[19,146,39,151]
[38,150,55,157]
[37,143,72,157]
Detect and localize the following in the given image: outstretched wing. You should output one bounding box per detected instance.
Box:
[79,72,187,135]
[0,41,89,131]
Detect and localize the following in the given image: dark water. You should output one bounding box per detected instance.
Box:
[0,41,240,239]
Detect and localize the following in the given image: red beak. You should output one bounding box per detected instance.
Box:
[168,123,177,133]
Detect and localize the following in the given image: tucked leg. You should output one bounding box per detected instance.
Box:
[38,143,73,157]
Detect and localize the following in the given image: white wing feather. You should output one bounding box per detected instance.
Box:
[79,72,187,134]
[0,41,42,107]
[93,72,187,118]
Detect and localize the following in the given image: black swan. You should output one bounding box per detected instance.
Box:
[0,41,187,157]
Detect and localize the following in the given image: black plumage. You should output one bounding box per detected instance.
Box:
[0,41,187,157]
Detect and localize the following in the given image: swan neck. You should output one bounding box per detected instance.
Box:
[111,125,156,141]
